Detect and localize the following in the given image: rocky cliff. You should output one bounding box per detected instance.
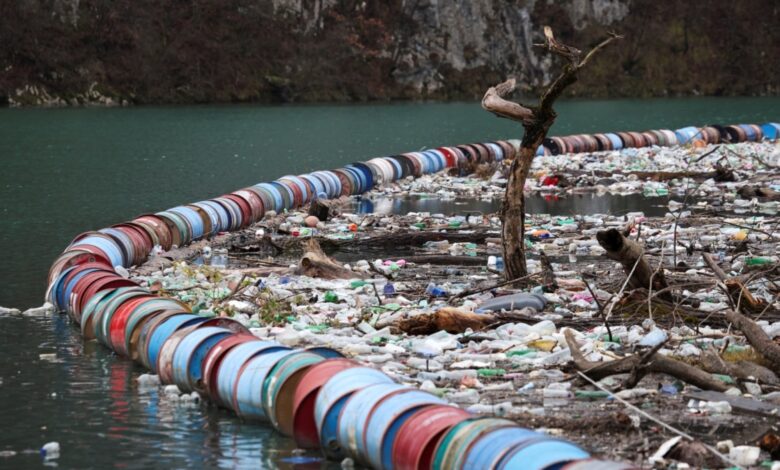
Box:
[1,0,777,106]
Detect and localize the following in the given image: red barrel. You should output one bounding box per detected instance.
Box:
[109,295,156,355]
[393,405,471,470]
[292,358,357,449]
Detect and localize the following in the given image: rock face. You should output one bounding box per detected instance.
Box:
[1,0,777,106]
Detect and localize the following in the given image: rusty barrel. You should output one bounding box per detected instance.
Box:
[262,351,325,436]
[292,359,357,449]
[233,349,296,420]
[314,367,394,460]
[392,404,471,470]
[363,390,445,470]
[337,383,407,464]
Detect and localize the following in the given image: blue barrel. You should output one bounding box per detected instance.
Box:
[192,202,222,235]
[419,152,434,173]
[70,235,124,267]
[738,124,758,142]
[675,126,699,145]
[462,427,539,469]
[432,149,449,169]
[760,123,780,140]
[343,167,365,194]
[337,383,407,463]
[146,314,206,373]
[497,437,590,469]
[385,158,403,181]
[255,183,284,212]
[421,152,436,173]
[364,390,445,470]
[234,349,295,419]
[99,228,136,268]
[269,181,295,210]
[604,133,623,150]
[215,341,289,409]
[49,266,77,311]
[59,268,99,311]
[316,171,337,198]
[170,206,204,240]
[171,326,232,393]
[315,367,394,459]
[432,149,448,170]
[349,163,375,192]
[214,197,243,231]
[301,174,326,198]
[208,199,235,232]
[486,143,504,161]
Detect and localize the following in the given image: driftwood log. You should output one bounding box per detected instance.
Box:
[702,252,766,313]
[565,330,728,392]
[396,307,536,335]
[725,309,780,376]
[295,239,362,280]
[700,347,779,385]
[596,228,670,297]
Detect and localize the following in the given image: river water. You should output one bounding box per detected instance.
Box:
[0,98,778,468]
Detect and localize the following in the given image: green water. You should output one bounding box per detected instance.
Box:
[1,98,778,308]
[0,98,778,469]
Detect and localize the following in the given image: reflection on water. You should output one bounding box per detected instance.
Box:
[0,315,327,469]
[353,193,674,218]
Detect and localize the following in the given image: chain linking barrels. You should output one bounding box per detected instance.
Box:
[44,126,780,469]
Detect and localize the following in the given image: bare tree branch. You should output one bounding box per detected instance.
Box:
[534,26,582,64]
[578,32,623,68]
[481,78,534,125]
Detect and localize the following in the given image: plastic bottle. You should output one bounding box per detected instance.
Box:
[425,283,447,297]
[323,291,339,303]
[40,442,60,460]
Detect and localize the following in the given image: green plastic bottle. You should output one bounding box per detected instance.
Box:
[323,291,339,303]
[745,256,772,266]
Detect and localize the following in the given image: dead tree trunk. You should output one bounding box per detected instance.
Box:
[596,227,669,295]
[482,27,621,280]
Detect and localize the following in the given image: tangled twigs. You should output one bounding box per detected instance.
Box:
[564,330,728,392]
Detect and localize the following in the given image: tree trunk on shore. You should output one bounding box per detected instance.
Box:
[483,27,621,280]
